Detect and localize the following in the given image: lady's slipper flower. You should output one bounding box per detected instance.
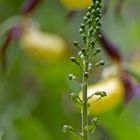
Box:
[60,0,92,10]
[87,77,124,114]
[100,33,140,104]
[20,27,67,61]
[1,0,42,70]
[83,61,140,115]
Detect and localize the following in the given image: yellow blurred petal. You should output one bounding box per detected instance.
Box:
[86,77,124,114]
[20,28,67,61]
[60,0,92,10]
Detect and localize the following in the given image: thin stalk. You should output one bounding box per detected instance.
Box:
[82,61,89,140]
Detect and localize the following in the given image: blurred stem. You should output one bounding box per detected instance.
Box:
[82,61,89,140]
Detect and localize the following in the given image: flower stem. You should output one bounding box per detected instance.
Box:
[82,61,89,140]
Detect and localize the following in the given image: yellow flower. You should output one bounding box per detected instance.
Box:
[20,27,67,61]
[60,0,92,10]
[84,77,124,114]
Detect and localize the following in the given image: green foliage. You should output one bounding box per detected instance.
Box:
[0,0,140,140]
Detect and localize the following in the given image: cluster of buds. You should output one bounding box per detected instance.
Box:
[70,0,104,73]
[63,0,107,139]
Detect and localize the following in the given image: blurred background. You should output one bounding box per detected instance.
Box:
[0,0,140,140]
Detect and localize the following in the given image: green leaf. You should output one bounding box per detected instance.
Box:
[101,103,140,140]
[16,117,53,140]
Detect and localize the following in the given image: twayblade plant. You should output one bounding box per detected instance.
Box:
[62,0,106,140]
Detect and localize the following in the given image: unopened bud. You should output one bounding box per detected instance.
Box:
[94,91,106,97]
[95,17,100,22]
[78,51,82,56]
[84,72,89,77]
[99,60,105,66]
[73,41,80,49]
[86,12,90,18]
[95,1,99,6]
[80,54,85,60]
[89,28,94,34]
[91,40,95,46]
[87,19,92,25]
[70,57,76,62]
[91,9,95,14]
[88,63,93,71]
[96,48,101,53]
[68,74,76,80]
[88,63,93,67]
[96,26,100,31]
[100,91,107,97]
[96,8,101,12]
[82,35,86,41]
[81,48,86,54]
[95,61,105,67]
[80,23,85,29]
[88,6,92,12]
[79,28,83,34]
[83,16,88,22]
[62,125,69,133]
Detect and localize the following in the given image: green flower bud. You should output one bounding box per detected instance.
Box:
[87,19,92,25]
[91,9,95,14]
[86,12,91,18]
[80,54,85,60]
[96,26,100,32]
[94,91,106,97]
[88,6,92,12]
[82,34,87,41]
[96,8,101,13]
[68,74,76,80]
[95,17,100,22]
[91,40,95,46]
[99,61,105,66]
[83,16,88,22]
[79,28,83,34]
[80,23,85,29]
[78,51,83,56]
[70,56,76,62]
[95,61,105,67]
[91,5,94,9]
[73,41,79,46]
[100,91,107,97]
[73,41,79,47]
[88,63,93,67]
[88,63,93,71]
[81,48,86,56]
[89,28,94,34]
[62,125,69,133]
[96,48,101,53]
[84,72,89,77]
[95,1,99,6]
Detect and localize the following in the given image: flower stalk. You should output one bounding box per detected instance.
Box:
[82,61,89,140]
[63,0,105,140]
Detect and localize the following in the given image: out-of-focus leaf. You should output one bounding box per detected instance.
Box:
[0,130,4,140]
[101,103,140,140]
[16,117,53,140]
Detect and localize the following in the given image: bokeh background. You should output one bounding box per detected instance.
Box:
[0,0,140,140]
